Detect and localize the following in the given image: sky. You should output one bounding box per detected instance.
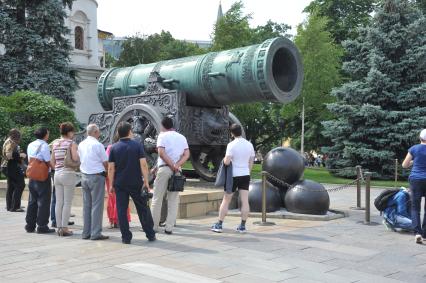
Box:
[97,0,313,41]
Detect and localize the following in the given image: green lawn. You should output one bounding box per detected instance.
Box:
[184,162,408,188]
[252,164,408,188]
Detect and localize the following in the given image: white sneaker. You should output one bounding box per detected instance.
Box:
[415,234,422,244]
[382,220,395,231]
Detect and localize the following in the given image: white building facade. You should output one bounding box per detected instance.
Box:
[65,0,105,124]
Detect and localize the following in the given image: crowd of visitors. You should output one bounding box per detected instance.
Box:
[303,152,326,167]
[2,120,425,245]
[1,116,255,244]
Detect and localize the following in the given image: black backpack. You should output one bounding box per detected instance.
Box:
[374,189,400,211]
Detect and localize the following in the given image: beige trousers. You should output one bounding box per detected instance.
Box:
[54,170,77,228]
[151,166,179,231]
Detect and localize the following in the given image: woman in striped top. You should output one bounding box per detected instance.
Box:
[51,122,79,237]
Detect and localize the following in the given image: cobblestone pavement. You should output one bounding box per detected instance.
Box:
[0,186,425,283]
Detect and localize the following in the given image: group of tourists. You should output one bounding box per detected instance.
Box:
[5,113,424,246]
[1,117,255,244]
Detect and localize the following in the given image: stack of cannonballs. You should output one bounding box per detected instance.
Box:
[247,147,330,215]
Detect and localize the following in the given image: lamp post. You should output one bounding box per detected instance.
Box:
[300,97,305,154]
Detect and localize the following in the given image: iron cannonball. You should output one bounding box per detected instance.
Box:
[262,147,305,188]
[279,188,288,207]
[244,181,282,213]
[284,179,330,215]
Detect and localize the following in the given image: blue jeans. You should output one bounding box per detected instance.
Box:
[409,178,426,236]
[25,176,52,231]
[51,187,56,224]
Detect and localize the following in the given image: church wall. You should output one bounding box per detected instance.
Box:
[73,67,105,125]
[65,0,100,67]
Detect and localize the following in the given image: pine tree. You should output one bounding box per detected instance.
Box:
[323,0,426,178]
[0,0,77,106]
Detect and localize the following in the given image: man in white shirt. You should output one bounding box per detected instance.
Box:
[151,117,190,234]
[78,124,109,240]
[212,124,255,233]
[25,127,55,234]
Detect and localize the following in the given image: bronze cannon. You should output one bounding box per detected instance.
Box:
[85,37,303,181]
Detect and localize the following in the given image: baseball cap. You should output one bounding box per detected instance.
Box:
[420,129,426,140]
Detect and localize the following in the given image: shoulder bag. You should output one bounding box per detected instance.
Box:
[167,171,186,192]
[26,144,49,181]
[64,141,80,171]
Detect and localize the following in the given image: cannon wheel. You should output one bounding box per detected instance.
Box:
[190,112,245,182]
[111,104,162,183]
[189,145,225,182]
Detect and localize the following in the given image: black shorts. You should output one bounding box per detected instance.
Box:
[232,175,250,192]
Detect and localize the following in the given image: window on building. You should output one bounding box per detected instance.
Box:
[75,26,84,50]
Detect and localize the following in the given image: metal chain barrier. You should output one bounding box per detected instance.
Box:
[254,166,373,226]
[264,171,363,193]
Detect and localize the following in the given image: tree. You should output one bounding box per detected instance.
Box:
[322,0,426,178]
[304,0,378,44]
[282,13,343,151]
[115,31,205,67]
[211,2,291,50]
[0,91,77,151]
[0,107,14,145]
[416,0,426,13]
[211,1,253,51]
[104,53,117,68]
[211,1,292,152]
[251,20,292,43]
[0,0,77,106]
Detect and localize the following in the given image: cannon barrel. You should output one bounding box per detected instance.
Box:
[98,37,303,110]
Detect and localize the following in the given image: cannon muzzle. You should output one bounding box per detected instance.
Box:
[98,37,303,110]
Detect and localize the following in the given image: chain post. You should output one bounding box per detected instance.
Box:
[356,165,361,208]
[253,172,275,226]
[261,171,267,222]
[394,159,398,188]
[364,172,372,224]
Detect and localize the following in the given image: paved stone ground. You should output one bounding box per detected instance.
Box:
[0,186,425,283]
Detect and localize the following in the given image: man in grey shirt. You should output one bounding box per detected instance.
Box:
[78,124,109,240]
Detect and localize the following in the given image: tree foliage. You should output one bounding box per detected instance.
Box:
[0,0,77,106]
[0,91,77,151]
[115,31,205,67]
[416,0,426,13]
[211,1,291,51]
[0,107,14,145]
[304,0,378,44]
[283,13,343,151]
[104,52,117,68]
[322,0,426,178]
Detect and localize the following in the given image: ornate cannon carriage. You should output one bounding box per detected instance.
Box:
[83,37,303,181]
